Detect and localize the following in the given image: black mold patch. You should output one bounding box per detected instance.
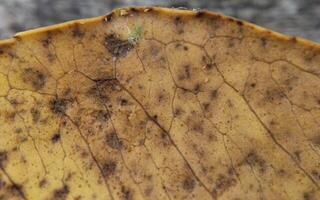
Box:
[106,132,123,150]
[51,133,61,143]
[102,160,117,177]
[105,34,134,57]
[10,184,25,199]
[119,98,128,106]
[183,177,195,191]
[52,185,69,200]
[121,186,133,200]
[23,68,47,90]
[50,98,68,115]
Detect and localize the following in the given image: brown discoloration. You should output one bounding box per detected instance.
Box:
[52,185,69,200]
[101,160,117,177]
[182,177,195,191]
[106,132,123,150]
[22,68,47,90]
[105,34,134,57]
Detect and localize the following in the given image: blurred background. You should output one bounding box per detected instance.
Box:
[0,0,319,42]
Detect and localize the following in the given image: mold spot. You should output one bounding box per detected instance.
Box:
[174,107,182,116]
[93,110,109,122]
[121,186,133,200]
[119,98,128,106]
[211,90,218,100]
[0,151,8,168]
[105,34,134,57]
[236,20,244,26]
[30,108,41,123]
[260,38,267,47]
[50,98,68,115]
[183,177,195,191]
[10,184,25,199]
[311,170,320,180]
[22,68,46,90]
[215,174,237,195]
[52,185,69,200]
[106,132,123,150]
[174,16,184,34]
[293,151,301,162]
[264,88,285,103]
[51,133,61,143]
[39,179,47,188]
[72,25,85,38]
[102,160,117,177]
[245,151,267,173]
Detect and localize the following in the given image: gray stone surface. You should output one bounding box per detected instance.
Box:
[0,0,319,42]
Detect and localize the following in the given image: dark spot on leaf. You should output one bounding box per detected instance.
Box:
[30,108,41,123]
[52,185,69,200]
[106,132,123,150]
[72,25,85,38]
[23,68,47,90]
[293,151,301,162]
[39,179,47,188]
[311,170,320,180]
[245,151,267,173]
[105,34,134,57]
[120,98,128,106]
[0,151,8,168]
[174,16,184,34]
[50,98,68,115]
[51,133,61,143]
[10,184,25,199]
[211,90,218,99]
[215,174,237,195]
[236,20,244,26]
[121,186,133,200]
[102,160,117,177]
[183,177,195,191]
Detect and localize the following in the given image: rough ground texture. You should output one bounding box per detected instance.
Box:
[0,6,320,200]
[0,0,320,42]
